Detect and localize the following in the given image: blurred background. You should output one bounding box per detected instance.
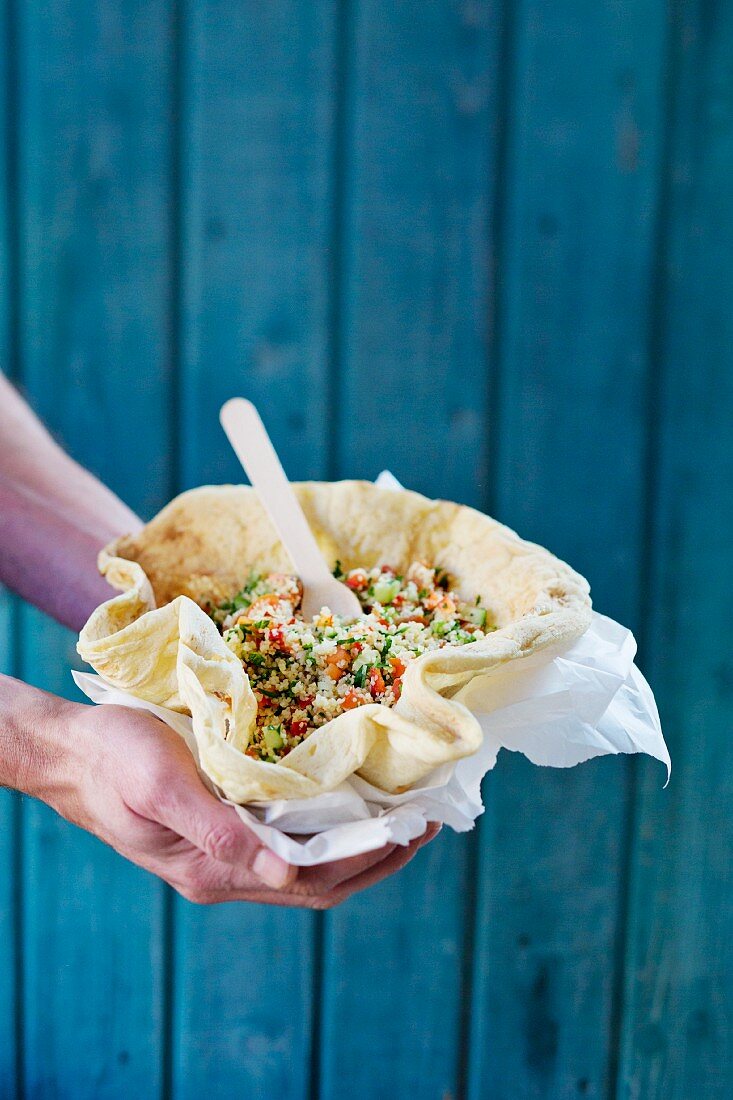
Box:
[0,1,731,1097]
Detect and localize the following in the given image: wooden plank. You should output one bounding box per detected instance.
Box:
[177,0,336,489]
[0,591,19,1098]
[319,3,503,1097]
[617,3,733,1095]
[1,2,19,1091]
[170,4,338,1097]
[466,3,668,1096]
[15,1,174,1094]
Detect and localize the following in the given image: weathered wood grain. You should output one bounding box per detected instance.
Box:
[0,2,730,1096]
[177,0,338,490]
[170,4,339,1098]
[13,1,175,1094]
[617,2,733,1095]
[0,5,19,1090]
[0,593,19,1098]
[319,2,502,1097]
[467,3,668,1096]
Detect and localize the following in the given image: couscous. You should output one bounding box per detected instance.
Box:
[206,562,494,762]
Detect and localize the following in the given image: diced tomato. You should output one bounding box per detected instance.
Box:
[254,691,268,711]
[392,677,402,701]
[380,564,395,574]
[351,642,363,655]
[343,689,367,710]
[346,571,368,590]
[389,657,406,678]
[300,694,314,707]
[368,668,386,698]
[288,719,309,739]
[267,626,289,650]
[325,646,349,680]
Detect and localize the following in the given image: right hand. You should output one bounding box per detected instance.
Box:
[17,693,438,906]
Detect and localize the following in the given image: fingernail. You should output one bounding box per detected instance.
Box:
[253,848,296,889]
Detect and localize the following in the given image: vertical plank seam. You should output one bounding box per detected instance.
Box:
[160,890,176,1100]
[168,0,185,502]
[324,0,352,484]
[160,0,187,1097]
[482,0,517,523]
[5,0,24,1093]
[308,912,326,1100]
[311,3,354,1098]
[10,790,23,1100]
[456,0,517,1096]
[4,0,20,386]
[605,3,681,1097]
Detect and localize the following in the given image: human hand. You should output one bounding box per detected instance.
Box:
[8,682,438,907]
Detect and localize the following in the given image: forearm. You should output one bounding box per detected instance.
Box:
[0,673,74,797]
[0,378,142,631]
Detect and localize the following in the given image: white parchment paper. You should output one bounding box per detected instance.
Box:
[72,474,669,865]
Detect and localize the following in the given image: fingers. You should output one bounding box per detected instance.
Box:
[161,823,442,908]
[142,751,296,889]
[101,706,296,889]
[323,823,439,901]
[239,830,436,908]
[296,821,441,894]
[297,843,398,894]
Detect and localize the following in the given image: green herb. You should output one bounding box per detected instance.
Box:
[354,665,368,689]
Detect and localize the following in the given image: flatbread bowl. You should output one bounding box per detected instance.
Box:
[77,481,592,802]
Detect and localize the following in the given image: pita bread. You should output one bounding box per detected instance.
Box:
[78,482,592,801]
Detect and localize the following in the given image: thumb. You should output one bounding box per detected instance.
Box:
[153,763,296,890]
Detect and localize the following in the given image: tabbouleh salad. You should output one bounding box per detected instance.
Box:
[205,562,494,763]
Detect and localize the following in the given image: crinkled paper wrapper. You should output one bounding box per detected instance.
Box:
[73,475,669,866]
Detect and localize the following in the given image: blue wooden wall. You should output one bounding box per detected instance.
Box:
[1,2,731,1097]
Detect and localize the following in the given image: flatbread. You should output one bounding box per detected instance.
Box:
[77,482,592,801]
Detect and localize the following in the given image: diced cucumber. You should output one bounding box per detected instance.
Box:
[464,604,487,627]
[263,725,284,752]
[372,577,401,605]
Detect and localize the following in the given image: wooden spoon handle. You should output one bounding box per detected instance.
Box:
[219,398,334,587]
